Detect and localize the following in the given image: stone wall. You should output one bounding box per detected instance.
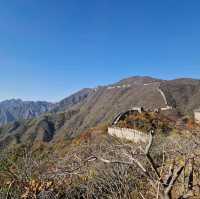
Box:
[112,107,143,125]
[194,111,200,123]
[160,106,173,111]
[108,127,149,143]
[157,88,173,110]
[157,88,168,105]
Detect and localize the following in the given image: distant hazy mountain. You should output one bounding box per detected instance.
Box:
[1,76,200,149]
[0,99,54,126]
[0,89,95,126]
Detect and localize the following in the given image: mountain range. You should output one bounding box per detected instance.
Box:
[1,76,200,149]
[0,99,54,126]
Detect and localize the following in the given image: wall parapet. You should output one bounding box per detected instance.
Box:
[108,127,149,143]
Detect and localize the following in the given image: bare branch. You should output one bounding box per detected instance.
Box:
[145,130,154,155]
[144,130,162,182]
[164,159,175,186]
[165,166,184,196]
[97,157,134,165]
[178,157,194,199]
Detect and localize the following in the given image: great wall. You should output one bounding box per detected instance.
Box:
[108,107,153,143]
[108,127,149,143]
[157,87,173,111]
[112,107,143,125]
[103,82,173,111]
[107,84,131,90]
[95,81,184,142]
[94,81,172,110]
[107,83,173,142]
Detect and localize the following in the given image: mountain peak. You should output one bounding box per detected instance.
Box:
[118,76,162,85]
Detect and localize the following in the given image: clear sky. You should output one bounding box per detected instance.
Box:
[0,0,200,102]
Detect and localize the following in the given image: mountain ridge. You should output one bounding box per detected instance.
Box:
[0,99,54,126]
[1,76,200,149]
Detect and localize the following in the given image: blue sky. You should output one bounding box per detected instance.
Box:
[0,0,200,102]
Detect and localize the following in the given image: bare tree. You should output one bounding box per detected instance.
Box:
[90,130,195,199]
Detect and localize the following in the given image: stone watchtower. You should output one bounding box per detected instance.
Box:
[194,109,200,123]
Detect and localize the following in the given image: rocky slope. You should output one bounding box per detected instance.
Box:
[52,88,95,113]
[1,76,200,149]
[160,78,200,114]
